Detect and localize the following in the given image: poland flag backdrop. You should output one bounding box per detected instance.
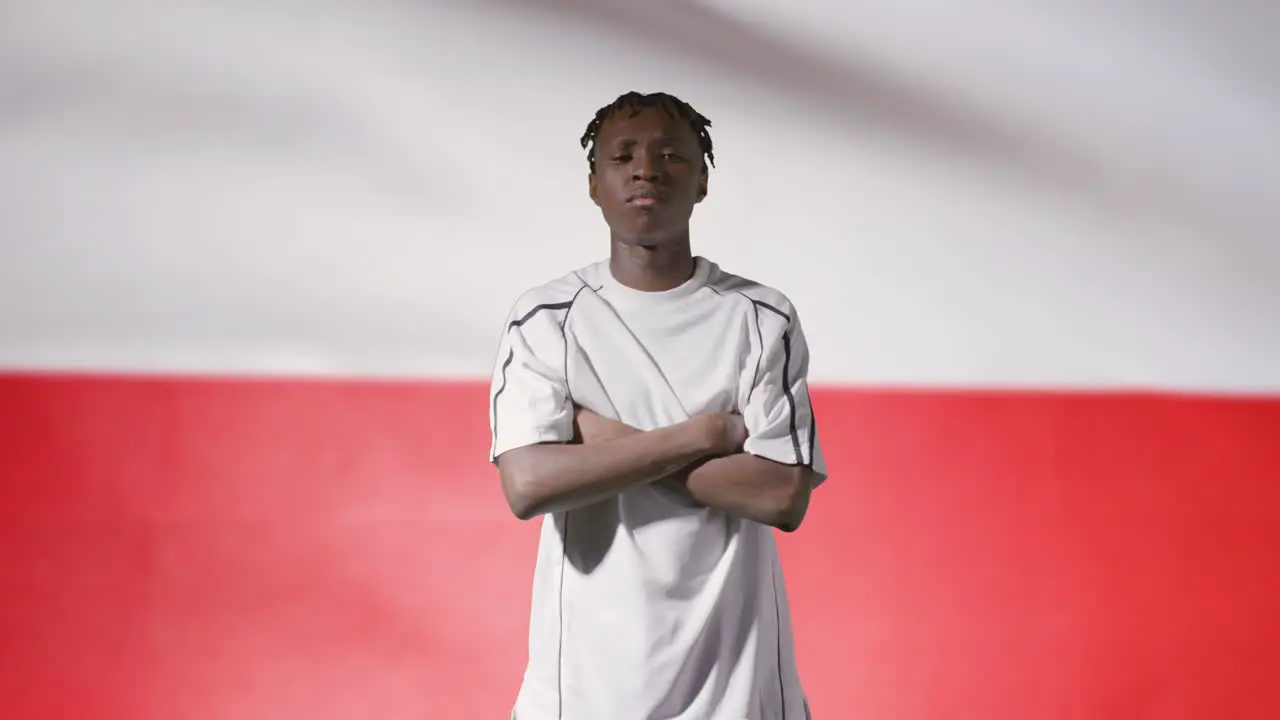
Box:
[2,2,1278,718]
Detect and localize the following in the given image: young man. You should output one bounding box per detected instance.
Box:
[488,91,827,720]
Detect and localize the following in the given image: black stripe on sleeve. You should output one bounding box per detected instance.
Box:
[510,300,575,329]
[779,330,804,465]
[489,297,581,461]
[560,286,589,407]
[737,294,804,466]
[806,388,818,468]
[489,348,516,460]
[742,299,765,409]
[748,298,792,326]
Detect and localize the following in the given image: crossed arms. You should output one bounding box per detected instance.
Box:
[489,291,823,532]
[495,408,814,532]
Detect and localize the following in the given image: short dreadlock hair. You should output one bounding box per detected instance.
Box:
[580,91,715,174]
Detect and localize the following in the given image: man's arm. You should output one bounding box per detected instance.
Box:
[496,412,742,520]
[488,291,749,521]
[572,297,828,531]
[576,408,812,530]
[672,456,813,532]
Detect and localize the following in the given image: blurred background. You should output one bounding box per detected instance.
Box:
[1,1,1278,718]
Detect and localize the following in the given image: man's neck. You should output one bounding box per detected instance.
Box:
[609,235,696,292]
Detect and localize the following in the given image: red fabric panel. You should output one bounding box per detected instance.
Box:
[1,375,1276,719]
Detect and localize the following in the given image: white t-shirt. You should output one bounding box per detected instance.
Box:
[488,256,827,720]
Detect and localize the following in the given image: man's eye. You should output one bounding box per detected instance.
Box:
[611,155,632,163]
[663,152,683,161]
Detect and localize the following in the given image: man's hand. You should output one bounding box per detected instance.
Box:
[658,411,748,504]
[565,406,807,528]
[573,407,747,502]
[691,411,748,457]
[497,408,718,520]
[575,406,746,457]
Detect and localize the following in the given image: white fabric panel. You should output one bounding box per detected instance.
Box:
[1,1,1276,391]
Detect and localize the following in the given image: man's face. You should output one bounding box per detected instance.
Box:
[589,105,707,247]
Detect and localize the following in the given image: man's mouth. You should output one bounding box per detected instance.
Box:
[627,189,664,207]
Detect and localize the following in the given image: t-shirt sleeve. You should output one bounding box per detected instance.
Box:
[740,302,829,487]
[488,300,576,463]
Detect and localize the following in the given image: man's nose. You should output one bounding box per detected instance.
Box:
[631,153,659,182]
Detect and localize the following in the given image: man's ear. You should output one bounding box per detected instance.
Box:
[695,170,708,204]
[589,172,601,207]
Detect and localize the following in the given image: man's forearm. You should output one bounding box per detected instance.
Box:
[576,409,812,531]
[496,419,710,520]
[676,454,812,531]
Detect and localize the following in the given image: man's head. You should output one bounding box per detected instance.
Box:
[581,92,714,248]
